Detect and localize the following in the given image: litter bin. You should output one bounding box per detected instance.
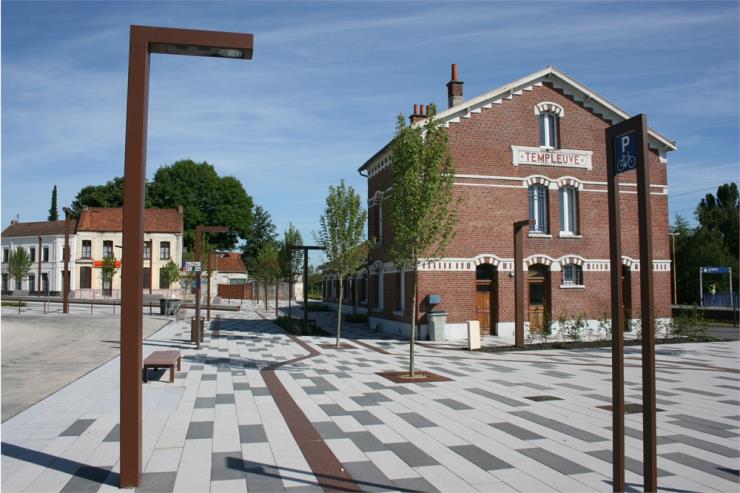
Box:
[427,311,448,341]
[159,298,167,315]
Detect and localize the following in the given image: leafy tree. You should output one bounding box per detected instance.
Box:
[253,243,282,316]
[100,255,119,298]
[314,180,369,348]
[388,105,457,376]
[8,247,33,291]
[48,185,59,221]
[71,177,132,217]
[242,205,277,268]
[278,224,303,299]
[160,260,181,298]
[148,160,253,249]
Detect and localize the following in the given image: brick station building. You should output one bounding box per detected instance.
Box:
[326,65,676,339]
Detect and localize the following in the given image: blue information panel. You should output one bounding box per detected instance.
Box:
[614,130,637,174]
[702,266,730,274]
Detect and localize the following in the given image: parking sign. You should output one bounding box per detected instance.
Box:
[614,130,637,174]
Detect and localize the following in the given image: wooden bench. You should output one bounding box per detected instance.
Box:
[143,350,181,383]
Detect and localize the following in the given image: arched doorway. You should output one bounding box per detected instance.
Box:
[475,264,497,335]
[528,264,551,331]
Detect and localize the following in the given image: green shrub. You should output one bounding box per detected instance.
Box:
[345,313,368,323]
[597,312,611,341]
[274,316,329,336]
[307,303,331,312]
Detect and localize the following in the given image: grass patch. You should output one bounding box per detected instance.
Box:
[1,301,26,307]
[274,316,330,336]
[345,313,368,323]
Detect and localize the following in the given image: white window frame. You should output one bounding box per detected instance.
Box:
[559,186,579,235]
[540,112,558,149]
[529,185,549,234]
[561,264,584,287]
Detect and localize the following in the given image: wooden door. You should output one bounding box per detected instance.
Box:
[476,282,492,333]
[528,266,550,332]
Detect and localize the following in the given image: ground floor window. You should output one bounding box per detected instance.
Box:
[2,273,8,291]
[28,274,36,292]
[80,266,92,289]
[562,264,584,286]
[159,267,169,289]
[42,273,49,293]
[143,267,151,289]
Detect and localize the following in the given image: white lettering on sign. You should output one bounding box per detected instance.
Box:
[511,146,593,170]
[621,135,630,153]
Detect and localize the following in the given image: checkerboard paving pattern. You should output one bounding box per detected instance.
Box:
[2,302,739,492]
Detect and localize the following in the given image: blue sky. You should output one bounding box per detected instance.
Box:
[2,1,738,265]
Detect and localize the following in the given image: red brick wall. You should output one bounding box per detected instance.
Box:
[364,82,672,329]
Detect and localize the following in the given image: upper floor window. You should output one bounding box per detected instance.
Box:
[560,186,579,235]
[144,241,151,260]
[160,241,171,260]
[30,247,36,262]
[103,240,113,258]
[82,240,92,259]
[540,112,558,149]
[528,185,549,234]
[562,264,584,287]
[43,247,49,262]
[2,248,8,263]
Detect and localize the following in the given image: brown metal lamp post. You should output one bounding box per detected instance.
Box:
[288,245,322,330]
[119,26,252,488]
[513,219,533,347]
[62,207,72,314]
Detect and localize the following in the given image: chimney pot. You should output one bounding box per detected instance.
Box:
[177,205,184,214]
[446,63,464,108]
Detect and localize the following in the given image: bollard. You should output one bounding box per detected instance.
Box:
[467,320,481,350]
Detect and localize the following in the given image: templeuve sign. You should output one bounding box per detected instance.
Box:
[511,145,593,170]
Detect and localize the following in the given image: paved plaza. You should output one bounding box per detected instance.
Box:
[1,303,739,492]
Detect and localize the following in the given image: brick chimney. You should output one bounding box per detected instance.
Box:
[446,63,464,108]
[409,103,426,124]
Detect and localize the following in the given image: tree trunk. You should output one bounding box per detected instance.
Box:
[409,266,418,377]
[264,281,268,312]
[336,277,343,348]
[275,281,279,318]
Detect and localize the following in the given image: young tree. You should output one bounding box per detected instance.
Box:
[314,180,369,348]
[48,185,59,221]
[388,105,457,376]
[254,243,281,316]
[278,224,303,300]
[242,205,277,268]
[100,255,119,298]
[8,247,33,290]
[160,260,181,299]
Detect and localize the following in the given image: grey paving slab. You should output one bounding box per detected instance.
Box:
[587,449,674,477]
[194,397,215,409]
[319,404,345,417]
[215,394,236,405]
[348,411,383,426]
[450,444,512,470]
[138,471,178,492]
[346,431,387,452]
[489,422,545,441]
[243,460,286,493]
[313,421,346,440]
[185,421,214,439]
[465,388,528,407]
[435,398,473,410]
[661,451,740,483]
[511,411,607,443]
[103,424,119,442]
[662,434,740,458]
[239,424,268,443]
[386,443,439,467]
[59,419,95,437]
[343,460,395,492]
[211,451,247,481]
[396,412,436,428]
[392,477,440,493]
[516,447,590,475]
[60,466,113,492]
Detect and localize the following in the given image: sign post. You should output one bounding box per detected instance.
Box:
[606,113,656,492]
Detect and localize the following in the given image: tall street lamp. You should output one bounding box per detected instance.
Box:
[194,225,229,345]
[120,25,252,488]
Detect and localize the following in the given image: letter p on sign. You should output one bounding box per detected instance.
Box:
[621,135,630,153]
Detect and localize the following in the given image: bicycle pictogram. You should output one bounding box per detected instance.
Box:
[616,152,636,172]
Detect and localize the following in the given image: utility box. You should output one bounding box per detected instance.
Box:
[428,311,448,341]
[467,320,481,350]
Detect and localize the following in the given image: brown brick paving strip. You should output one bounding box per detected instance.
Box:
[257,313,361,492]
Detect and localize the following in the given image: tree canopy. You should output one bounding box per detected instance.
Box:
[278,223,303,279]
[48,185,59,221]
[673,182,739,304]
[241,205,277,268]
[71,160,254,250]
[7,247,33,289]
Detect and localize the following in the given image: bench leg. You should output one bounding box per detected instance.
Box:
[170,366,175,383]
[177,357,181,371]
[143,367,148,383]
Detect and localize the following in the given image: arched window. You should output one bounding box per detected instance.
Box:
[540,112,558,148]
[562,264,584,286]
[528,184,549,233]
[559,186,579,235]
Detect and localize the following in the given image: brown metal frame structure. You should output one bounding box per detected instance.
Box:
[513,219,533,347]
[62,207,72,314]
[120,25,252,488]
[606,113,656,492]
[288,245,322,329]
[37,236,42,294]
